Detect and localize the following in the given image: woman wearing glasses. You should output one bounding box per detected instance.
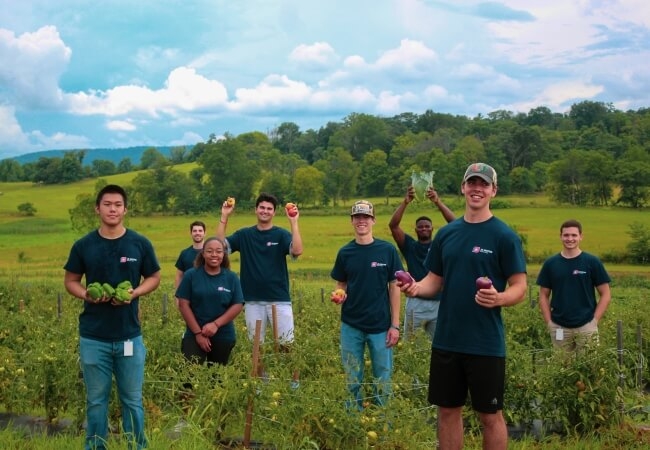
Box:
[176,236,244,365]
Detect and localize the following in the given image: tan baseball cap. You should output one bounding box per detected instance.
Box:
[350,200,374,217]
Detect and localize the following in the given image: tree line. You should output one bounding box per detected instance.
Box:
[2,100,650,211]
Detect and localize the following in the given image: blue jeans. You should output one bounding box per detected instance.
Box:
[340,322,393,409]
[80,336,147,450]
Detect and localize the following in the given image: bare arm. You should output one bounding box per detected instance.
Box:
[64,271,93,302]
[402,271,443,299]
[200,303,245,337]
[538,286,552,324]
[426,188,456,223]
[389,186,415,248]
[132,271,161,298]
[178,299,202,335]
[174,269,184,290]
[216,199,234,241]
[388,281,401,328]
[593,283,611,322]
[386,281,402,348]
[178,298,211,352]
[287,212,303,257]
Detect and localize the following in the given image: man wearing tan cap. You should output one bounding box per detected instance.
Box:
[330,200,404,410]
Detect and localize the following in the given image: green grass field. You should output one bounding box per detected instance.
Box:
[1,176,649,286]
[0,177,649,449]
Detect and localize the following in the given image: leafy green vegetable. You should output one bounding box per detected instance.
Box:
[411,171,435,201]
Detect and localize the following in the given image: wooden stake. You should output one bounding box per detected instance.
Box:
[243,319,262,448]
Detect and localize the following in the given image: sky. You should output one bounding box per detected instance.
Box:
[1,0,650,160]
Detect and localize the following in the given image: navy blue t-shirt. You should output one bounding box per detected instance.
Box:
[64,229,160,341]
[175,245,200,272]
[176,266,244,342]
[426,217,527,357]
[226,226,293,302]
[536,252,610,328]
[331,238,403,334]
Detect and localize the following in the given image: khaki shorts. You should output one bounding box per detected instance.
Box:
[547,317,599,352]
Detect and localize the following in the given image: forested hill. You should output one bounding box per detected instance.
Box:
[10,146,174,166]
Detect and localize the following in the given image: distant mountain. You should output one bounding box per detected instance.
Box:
[9,146,179,166]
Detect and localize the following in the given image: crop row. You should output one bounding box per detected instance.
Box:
[0,276,648,448]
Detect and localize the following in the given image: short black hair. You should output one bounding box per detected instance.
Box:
[96,184,127,207]
[256,192,278,209]
[415,216,432,224]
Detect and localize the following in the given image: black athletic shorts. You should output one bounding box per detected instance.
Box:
[428,348,505,413]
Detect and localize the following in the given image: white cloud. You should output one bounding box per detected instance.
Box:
[106,120,136,131]
[65,67,229,117]
[0,26,70,108]
[0,104,30,154]
[231,74,312,111]
[0,104,90,155]
[289,42,339,68]
[374,39,438,72]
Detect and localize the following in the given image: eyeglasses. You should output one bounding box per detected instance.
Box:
[204,249,224,255]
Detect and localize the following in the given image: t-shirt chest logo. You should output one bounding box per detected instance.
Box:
[266,241,279,247]
[120,256,138,263]
[217,286,232,293]
[572,269,587,275]
[371,261,387,268]
[472,246,493,255]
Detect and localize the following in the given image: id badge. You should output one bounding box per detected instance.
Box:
[555,328,564,341]
[124,340,134,356]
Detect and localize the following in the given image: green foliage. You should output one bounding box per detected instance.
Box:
[626,222,650,264]
[32,150,86,185]
[90,159,116,177]
[17,202,36,216]
[292,166,325,206]
[139,147,168,170]
[130,167,197,215]
[4,102,650,211]
[313,147,359,205]
[359,149,389,197]
[0,159,24,182]
[68,180,108,234]
[199,137,261,203]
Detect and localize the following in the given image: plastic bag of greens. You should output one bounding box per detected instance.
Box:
[411,171,435,201]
